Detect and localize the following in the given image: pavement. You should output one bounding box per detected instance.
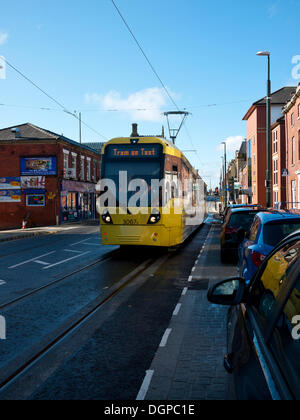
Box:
[142,222,237,401]
[0,220,100,243]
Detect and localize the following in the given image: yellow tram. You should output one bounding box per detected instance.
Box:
[98,127,207,247]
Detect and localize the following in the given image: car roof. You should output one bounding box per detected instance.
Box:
[229,207,263,214]
[255,210,300,223]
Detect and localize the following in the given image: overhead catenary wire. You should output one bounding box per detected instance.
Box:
[0,98,251,113]
[2,57,108,141]
[110,0,218,177]
[111,0,179,112]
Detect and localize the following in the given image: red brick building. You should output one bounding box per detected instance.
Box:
[283,84,300,209]
[242,87,296,206]
[0,123,103,229]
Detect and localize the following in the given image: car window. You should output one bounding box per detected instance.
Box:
[251,240,300,326]
[228,211,259,231]
[263,221,300,247]
[249,218,260,241]
[269,277,300,399]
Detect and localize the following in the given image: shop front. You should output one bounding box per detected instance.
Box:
[61,180,96,223]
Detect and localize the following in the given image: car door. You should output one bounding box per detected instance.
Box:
[239,217,260,280]
[243,238,300,399]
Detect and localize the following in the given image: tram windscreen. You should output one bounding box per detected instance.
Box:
[102,144,163,207]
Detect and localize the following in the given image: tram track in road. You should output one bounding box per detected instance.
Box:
[0,250,170,399]
[0,226,101,260]
[0,248,119,311]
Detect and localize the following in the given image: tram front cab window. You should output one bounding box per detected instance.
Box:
[103,144,163,207]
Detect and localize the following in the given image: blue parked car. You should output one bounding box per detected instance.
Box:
[238,210,300,284]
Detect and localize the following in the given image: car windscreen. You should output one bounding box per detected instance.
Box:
[228,211,259,230]
[263,220,300,247]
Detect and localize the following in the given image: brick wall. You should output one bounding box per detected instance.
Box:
[0,141,60,229]
[0,140,102,229]
[285,92,300,208]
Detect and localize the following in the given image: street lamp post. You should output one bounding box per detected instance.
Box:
[257,51,272,208]
[222,142,227,206]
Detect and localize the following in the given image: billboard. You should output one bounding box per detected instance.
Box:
[0,190,21,202]
[0,177,21,190]
[20,157,57,176]
[21,176,46,190]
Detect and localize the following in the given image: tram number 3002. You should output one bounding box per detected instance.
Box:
[123,219,138,225]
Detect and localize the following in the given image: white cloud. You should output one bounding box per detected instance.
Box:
[0,32,8,45]
[217,135,244,154]
[85,87,175,122]
[268,1,280,19]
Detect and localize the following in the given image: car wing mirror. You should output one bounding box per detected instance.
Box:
[207,277,246,306]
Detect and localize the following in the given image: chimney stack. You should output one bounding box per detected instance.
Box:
[131,123,139,137]
[11,128,21,139]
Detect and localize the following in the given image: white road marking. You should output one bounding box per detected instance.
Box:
[70,238,90,246]
[159,328,172,347]
[188,275,193,282]
[182,287,188,296]
[136,370,154,401]
[43,251,90,270]
[34,260,50,266]
[173,303,182,316]
[81,243,101,246]
[0,280,6,286]
[64,249,83,254]
[9,251,56,269]
[192,267,196,272]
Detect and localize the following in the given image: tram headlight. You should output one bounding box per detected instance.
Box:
[102,211,113,224]
[147,211,161,225]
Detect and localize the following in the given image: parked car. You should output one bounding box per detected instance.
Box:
[239,210,300,284]
[220,207,264,263]
[208,230,300,400]
[221,204,262,222]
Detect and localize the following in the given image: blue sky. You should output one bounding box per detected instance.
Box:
[0,0,299,188]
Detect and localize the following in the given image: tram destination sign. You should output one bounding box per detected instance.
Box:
[106,144,161,159]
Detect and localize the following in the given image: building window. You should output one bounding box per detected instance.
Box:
[273,130,278,154]
[93,160,97,181]
[273,159,278,185]
[298,130,300,161]
[63,152,69,172]
[292,137,296,165]
[292,180,297,209]
[274,191,279,207]
[71,153,77,177]
[87,158,91,181]
[291,113,295,127]
[80,156,85,180]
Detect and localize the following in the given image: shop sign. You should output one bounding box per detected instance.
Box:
[0,177,21,190]
[21,176,46,189]
[0,190,21,202]
[61,180,96,193]
[26,194,46,207]
[20,157,57,176]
